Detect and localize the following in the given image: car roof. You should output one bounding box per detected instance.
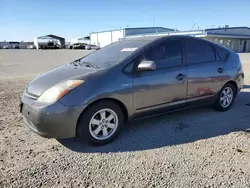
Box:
[122,35,196,42]
[123,35,233,54]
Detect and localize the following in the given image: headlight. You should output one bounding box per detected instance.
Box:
[37,80,84,103]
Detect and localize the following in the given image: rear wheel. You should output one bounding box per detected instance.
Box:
[77,101,124,145]
[213,83,236,111]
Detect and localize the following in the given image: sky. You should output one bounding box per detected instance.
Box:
[0,0,250,41]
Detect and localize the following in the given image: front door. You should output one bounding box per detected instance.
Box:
[133,39,187,117]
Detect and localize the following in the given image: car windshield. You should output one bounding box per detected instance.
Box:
[76,39,151,69]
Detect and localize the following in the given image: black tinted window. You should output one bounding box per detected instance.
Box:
[185,39,215,64]
[214,45,229,60]
[143,40,182,68]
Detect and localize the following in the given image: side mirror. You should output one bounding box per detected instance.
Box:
[137,60,156,71]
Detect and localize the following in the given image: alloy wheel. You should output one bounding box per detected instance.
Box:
[220,87,233,108]
[89,108,118,140]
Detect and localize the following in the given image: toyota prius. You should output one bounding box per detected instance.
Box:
[20,35,244,145]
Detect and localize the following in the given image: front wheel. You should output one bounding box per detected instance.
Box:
[213,83,236,111]
[77,101,124,146]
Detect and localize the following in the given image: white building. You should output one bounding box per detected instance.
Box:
[90,27,175,48]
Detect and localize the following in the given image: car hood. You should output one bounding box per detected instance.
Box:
[26,63,98,97]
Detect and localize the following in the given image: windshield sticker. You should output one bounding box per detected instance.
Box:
[121,48,138,52]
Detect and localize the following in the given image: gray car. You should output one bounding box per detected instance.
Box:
[20,35,245,145]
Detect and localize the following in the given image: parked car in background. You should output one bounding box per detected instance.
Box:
[73,43,86,49]
[13,44,19,49]
[27,44,37,49]
[85,44,100,50]
[65,44,72,49]
[3,45,10,49]
[40,42,60,50]
[20,35,244,146]
[85,44,91,50]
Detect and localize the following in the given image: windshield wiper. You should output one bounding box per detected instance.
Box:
[70,59,100,69]
[81,62,100,69]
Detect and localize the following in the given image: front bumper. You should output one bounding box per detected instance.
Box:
[20,94,86,138]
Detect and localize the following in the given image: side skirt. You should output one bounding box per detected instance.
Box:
[133,101,213,121]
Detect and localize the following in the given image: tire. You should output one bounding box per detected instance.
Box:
[77,101,124,146]
[213,83,236,111]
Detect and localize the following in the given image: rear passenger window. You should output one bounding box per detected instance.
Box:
[185,39,216,64]
[214,45,229,60]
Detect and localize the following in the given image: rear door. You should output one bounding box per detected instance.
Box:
[184,38,227,104]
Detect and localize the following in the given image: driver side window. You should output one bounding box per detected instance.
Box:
[143,40,183,68]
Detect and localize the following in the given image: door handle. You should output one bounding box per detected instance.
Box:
[176,74,186,80]
[217,68,224,73]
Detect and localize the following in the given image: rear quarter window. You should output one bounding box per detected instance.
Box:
[213,45,230,61]
[185,38,216,64]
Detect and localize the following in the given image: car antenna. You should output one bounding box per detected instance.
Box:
[187,23,196,35]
